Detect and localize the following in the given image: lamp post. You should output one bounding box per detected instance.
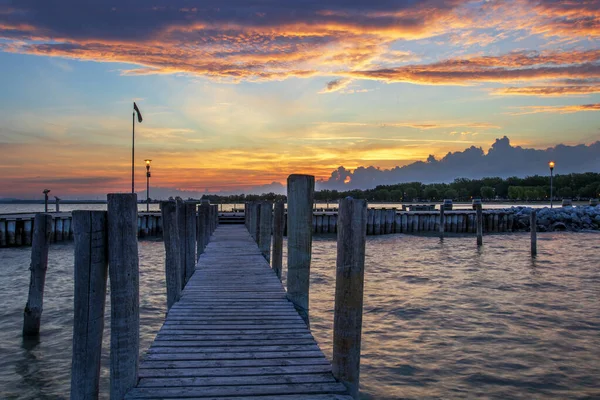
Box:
[549,161,555,208]
[43,189,50,212]
[145,159,152,212]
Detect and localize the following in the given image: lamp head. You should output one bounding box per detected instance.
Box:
[43,189,51,194]
[549,161,555,170]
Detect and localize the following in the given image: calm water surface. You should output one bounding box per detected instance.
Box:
[0,232,598,399]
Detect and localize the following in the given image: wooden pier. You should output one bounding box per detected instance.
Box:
[125,224,352,399]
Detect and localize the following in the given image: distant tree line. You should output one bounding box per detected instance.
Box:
[196,172,600,203]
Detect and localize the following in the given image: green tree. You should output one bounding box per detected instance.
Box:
[558,187,573,198]
[423,187,439,200]
[404,187,418,201]
[390,189,404,201]
[508,186,521,200]
[444,188,458,200]
[480,186,495,200]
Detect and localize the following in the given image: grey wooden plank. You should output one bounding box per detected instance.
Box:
[150,339,318,347]
[138,364,334,378]
[137,373,336,387]
[143,350,328,361]
[139,358,331,369]
[125,382,348,398]
[146,344,320,353]
[128,395,353,400]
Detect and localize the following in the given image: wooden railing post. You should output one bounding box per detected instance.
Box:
[107,193,139,400]
[161,201,181,310]
[196,203,206,256]
[476,204,483,246]
[439,206,445,239]
[272,201,285,280]
[286,174,314,325]
[23,213,53,336]
[252,202,261,244]
[200,201,211,249]
[333,197,367,399]
[71,211,108,400]
[213,204,218,232]
[175,198,186,290]
[531,210,537,257]
[184,202,197,284]
[258,201,273,262]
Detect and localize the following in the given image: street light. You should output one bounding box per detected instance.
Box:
[549,161,555,208]
[43,189,51,212]
[145,159,152,212]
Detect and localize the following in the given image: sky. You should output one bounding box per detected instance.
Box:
[0,0,599,198]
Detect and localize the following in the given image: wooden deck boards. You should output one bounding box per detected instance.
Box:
[126,225,351,399]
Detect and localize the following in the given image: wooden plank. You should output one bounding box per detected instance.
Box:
[137,373,336,387]
[138,364,334,378]
[125,382,348,398]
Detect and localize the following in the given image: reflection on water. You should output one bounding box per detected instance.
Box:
[0,232,599,399]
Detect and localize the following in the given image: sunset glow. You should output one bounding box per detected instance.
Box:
[0,0,599,198]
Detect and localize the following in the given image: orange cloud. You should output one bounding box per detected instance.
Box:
[507,103,600,115]
[492,84,600,97]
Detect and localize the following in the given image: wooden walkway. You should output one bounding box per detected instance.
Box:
[125,225,352,399]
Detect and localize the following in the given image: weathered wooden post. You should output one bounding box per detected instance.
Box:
[161,201,181,310]
[0,219,6,247]
[175,198,186,289]
[23,219,33,246]
[107,193,139,400]
[201,200,211,248]
[287,174,314,325]
[373,209,381,235]
[258,201,273,263]
[196,204,206,256]
[530,210,537,257]
[439,206,445,239]
[23,213,53,336]
[184,202,197,284]
[272,201,285,280]
[71,211,108,400]
[332,197,367,399]
[476,204,483,246]
[253,202,261,244]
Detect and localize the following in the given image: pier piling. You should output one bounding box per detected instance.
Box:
[71,211,108,400]
[531,210,537,257]
[476,204,483,246]
[184,202,197,284]
[107,193,139,400]
[272,200,284,280]
[439,207,445,239]
[258,201,273,262]
[161,201,181,310]
[23,213,52,337]
[333,197,367,399]
[286,174,314,325]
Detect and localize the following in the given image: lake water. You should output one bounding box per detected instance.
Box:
[0,231,599,399]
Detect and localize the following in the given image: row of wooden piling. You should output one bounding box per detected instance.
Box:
[0,213,163,247]
[1,208,527,247]
[20,195,219,400]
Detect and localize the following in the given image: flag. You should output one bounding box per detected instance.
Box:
[133,102,143,123]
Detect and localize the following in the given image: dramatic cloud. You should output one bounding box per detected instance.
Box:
[507,103,600,115]
[0,1,597,91]
[319,137,600,190]
[344,50,600,85]
[492,84,600,97]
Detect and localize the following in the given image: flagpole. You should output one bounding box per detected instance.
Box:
[132,110,135,193]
